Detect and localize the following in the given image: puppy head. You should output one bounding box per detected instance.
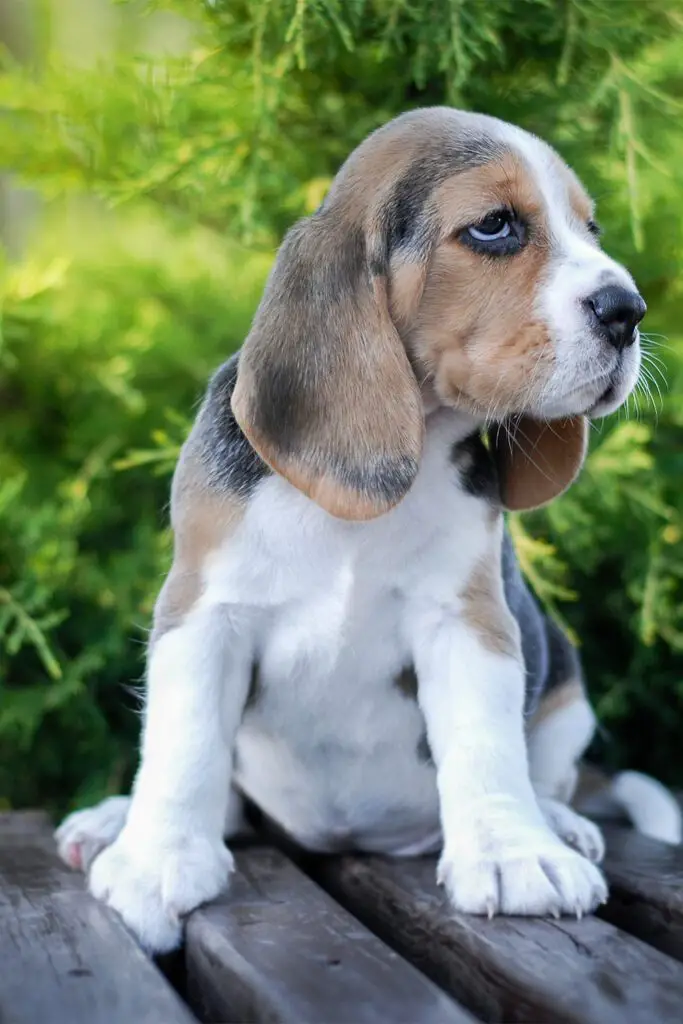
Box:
[232,107,645,518]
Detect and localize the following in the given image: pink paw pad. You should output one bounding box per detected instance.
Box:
[65,842,83,871]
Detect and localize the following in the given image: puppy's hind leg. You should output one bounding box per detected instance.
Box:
[528,679,605,863]
[56,796,130,873]
[56,787,247,873]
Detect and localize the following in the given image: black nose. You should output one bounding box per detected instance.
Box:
[585,285,646,352]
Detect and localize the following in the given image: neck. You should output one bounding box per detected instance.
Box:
[421,379,485,441]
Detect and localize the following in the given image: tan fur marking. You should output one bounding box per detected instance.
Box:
[409,153,554,417]
[461,557,520,660]
[151,453,246,644]
[335,107,495,222]
[151,567,202,647]
[233,110,596,517]
[529,678,586,730]
[232,229,425,522]
[389,256,428,332]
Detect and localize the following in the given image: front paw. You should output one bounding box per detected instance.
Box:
[89,830,234,953]
[438,805,607,919]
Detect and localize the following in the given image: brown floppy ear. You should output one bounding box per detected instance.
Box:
[231,214,426,520]
[490,416,588,511]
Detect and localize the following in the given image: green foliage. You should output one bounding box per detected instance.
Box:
[0,0,682,811]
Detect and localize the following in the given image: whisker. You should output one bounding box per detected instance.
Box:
[639,368,664,417]
[641,352,669,382]
[507,425,555,484]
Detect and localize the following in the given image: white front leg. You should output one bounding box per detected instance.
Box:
[89,604,251,952]
[413,617,607,917]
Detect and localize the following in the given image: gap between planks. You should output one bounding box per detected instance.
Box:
[308,847,683,1024]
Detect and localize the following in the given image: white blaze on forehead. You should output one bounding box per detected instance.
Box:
[467,115,643,420]
[495,120,635,289]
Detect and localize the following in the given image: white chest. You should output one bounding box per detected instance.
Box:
[199,411,497,852]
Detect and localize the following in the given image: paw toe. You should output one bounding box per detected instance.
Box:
[440,832,607,919]
[88,833,233,955]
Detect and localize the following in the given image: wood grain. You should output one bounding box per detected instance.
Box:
[186,845,474,1024]
[599,825,683,962]
[0,812,194,1024]
[312,852,683,1024]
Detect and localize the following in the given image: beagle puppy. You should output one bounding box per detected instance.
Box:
[56,107,651,953]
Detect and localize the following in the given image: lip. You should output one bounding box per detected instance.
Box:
[591,380,616,410]
[549,375,612,414]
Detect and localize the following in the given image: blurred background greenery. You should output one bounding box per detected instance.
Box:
[0,0,681,814]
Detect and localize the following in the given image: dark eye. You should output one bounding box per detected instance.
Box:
[587,219,602,238]
[458,209,525,256]
[468,211,512,242]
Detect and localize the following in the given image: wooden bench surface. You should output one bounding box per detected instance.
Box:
[0,812,193,1024]
[1,812,683,1023]
[187,846,471,1023]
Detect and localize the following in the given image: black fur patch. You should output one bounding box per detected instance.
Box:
[500,530,585,716]
[282,219,367,307]
[253,355,313,456]
[416,732,434,766]
[501,529,550,716]
[385,170,439,256]
[374,135,506,273]
[395,667,434,765]
[245,663,263,710]
[452,433,501,504]
[394,665,418,700]
[544,616,582,693]
[197,353,271,495]
[252,222,367,458]
[334,453,419,508]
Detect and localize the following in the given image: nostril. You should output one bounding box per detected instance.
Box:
[633,294,647,325]
[585,285,646,351]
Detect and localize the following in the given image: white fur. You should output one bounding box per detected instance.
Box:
[497,120,641,419]
[528,697,597,804]
[66,409,606,949]
[88,607,250,951]
[538,798,605,863]
[56,120,646,951]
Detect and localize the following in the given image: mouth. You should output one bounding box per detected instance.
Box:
[588,380,616,413]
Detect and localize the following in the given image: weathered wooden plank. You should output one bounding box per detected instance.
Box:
[599,825,683,962]
[312,853,683,1024]
[0,813,195,1024]
[0,810,52,837]
[185,846,474,1024]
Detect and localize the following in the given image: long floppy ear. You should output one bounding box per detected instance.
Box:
[231,215,425,520]
[490,416,588,511]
